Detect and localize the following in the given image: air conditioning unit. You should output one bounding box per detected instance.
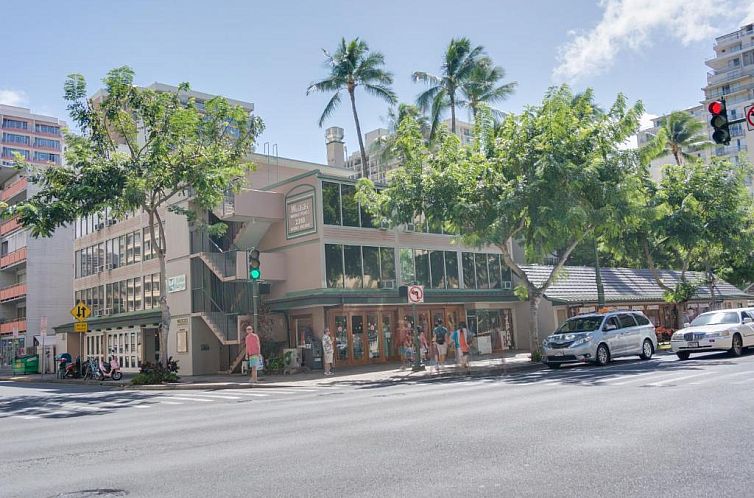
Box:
[503,281,512,290]
[380,279,396,289]
[404,223,415,232]
[105,263,114,271]
[379,220,390,230]
[97,266,104,273]
[102,308,112,316]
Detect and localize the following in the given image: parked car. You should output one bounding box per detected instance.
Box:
[542,311,658,368]
[670,308,754,360]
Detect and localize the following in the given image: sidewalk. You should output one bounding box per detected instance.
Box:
[0,351,540,390]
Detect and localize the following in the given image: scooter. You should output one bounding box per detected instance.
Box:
[97,352,123,381]
[56,353,81,379]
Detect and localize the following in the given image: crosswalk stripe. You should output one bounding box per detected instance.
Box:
[646,372,712,386]
[602,370,673,386]
[163,396,215,402]
[218,391,270,397]
[184,393,241,400]
[158,401,182,405]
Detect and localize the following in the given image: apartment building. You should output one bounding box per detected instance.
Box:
[638,24,754,188]
[0,105,72,370]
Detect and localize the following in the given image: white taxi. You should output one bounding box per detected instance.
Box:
[670,309,754,360]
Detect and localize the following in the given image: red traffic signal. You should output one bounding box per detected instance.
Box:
[708,100,730,145]
[708,101,723,115]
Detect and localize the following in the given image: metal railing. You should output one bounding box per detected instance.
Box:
[191,288,239,342]
[190,230,237,278]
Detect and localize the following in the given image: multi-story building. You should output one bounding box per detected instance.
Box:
[639,23,754,189]
[0,105,72,371]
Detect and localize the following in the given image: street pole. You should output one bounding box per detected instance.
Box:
[594,238,605,309]
[411,301,424,372]
[252,279,259,333]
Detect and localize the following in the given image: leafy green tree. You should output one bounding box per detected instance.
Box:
[412,37,486,138]
[460,57,516,120]
[307,38,397,179]
[645,111,711,166]
[11,67,263,366]
[369,103,432,167]
[359,86,644,352]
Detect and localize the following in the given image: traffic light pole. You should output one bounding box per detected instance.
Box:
[252,279,259,333]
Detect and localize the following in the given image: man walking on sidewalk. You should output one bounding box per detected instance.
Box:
[322,327,334,376]
[245,325,261,383]
[432,319,449,369]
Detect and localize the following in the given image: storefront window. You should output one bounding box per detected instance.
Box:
[341,184,360,227]
[352,315,364,360]
[475,253,489,289]
[445,251,459,289]
[462,252,476,288]
[380,247,396,283]
[362,246,381,289]
[488,254,502,289]
[335,315,348,361]
[430,250,445,288]
[322,182,341,225]
[343,245,363,288]
[415,249,430,287]
[325,244,344,288]
[400,248,415,284]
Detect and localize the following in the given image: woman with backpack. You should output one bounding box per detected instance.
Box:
[451,321,471,374]
[432,319,449,368]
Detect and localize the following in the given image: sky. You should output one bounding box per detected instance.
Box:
[2,0,754,163]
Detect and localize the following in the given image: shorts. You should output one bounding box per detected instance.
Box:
[248,355,262,369]
[324,352,334,364]
[436,343,448,356]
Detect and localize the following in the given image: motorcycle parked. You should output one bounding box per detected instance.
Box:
[82,357,98,380]
[97,352,122,381]
[56,353,81,379]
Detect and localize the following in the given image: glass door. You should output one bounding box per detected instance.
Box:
[351,314,365,362]
[381,312,396,360]
[334,315,349,363]
[367,312,380,361]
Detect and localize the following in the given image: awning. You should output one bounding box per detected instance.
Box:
[34,335,58,347]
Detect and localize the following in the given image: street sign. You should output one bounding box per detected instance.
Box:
[70,301,91,321]
[746,104,754,131]
[74,322,88,333]
[407,285,425,304]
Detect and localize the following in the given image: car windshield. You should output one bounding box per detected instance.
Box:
[690,312,740,326]
[555,316,603,334]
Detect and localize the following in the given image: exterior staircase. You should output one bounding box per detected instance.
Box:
[193,311,240,345]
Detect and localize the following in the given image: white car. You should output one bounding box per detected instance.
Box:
[670,308,754,360]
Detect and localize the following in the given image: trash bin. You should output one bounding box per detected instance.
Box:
[301,344,323,370]
[13,355,39,375]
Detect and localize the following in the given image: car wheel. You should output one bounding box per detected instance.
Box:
[639,339,654,360]
[595,344,610,366]
[729,334,743,357]
[676,352,690,360]
[546,363,560,369]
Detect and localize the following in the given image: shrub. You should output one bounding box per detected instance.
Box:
[131,357,180,385]
[530,350,543,362]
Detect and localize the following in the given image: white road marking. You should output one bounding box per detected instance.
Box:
[184,393,241,400]
[158,401,182,405]
[603,370,675,386]
[645,372,712,386]
[132,404,150,409]
[162,396,215,402]
[218,391,270,397]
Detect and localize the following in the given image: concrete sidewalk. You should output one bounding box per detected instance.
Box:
[0,351,541,390]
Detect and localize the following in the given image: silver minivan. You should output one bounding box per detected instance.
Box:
[542,311,658,368]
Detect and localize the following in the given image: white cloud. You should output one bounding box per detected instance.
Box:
[0,89,28,107]
[553,0,751,82]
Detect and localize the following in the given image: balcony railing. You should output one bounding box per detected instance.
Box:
[715,144,748,156]
[0,283,26,302]
[0,217,21,236]
[0,247,27,269]
[0,178,27,201]
[707,66,754,85]
[0,319,26,334]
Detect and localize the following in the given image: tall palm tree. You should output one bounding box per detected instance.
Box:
[412,37,485,138]
[460,57,517,120]
[307,38,397,178]
[370,103,432,164]
[648,111,711,166]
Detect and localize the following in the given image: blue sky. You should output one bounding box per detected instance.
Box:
[2,0,753,163]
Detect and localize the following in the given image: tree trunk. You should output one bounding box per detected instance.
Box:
[148,208,171,368]
[529,293,542,354]
[348,87,369,179]
[450,96,456,134]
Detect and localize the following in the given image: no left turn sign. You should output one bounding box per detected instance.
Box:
[407,285,425,304]
[745,104,754,131]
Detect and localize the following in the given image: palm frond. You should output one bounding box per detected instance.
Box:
[318,91,341,127]
[363,84,397,105]
[416,85,442,112]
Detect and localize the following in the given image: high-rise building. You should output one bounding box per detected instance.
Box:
[0,105,72,371]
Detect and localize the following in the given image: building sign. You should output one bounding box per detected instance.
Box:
[176,329,188,353]
[167,274,186,293]
[286,188,317,239]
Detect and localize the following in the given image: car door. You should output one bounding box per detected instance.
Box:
[601,316,623,356]
[632,313,655,349]
[616,313,640,356]
[740,310,754,347]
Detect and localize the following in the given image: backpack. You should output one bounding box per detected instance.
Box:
[434,326,446,345]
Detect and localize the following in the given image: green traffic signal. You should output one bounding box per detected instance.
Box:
[250,268,261,280]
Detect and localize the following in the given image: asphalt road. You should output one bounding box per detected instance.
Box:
[2,351,754,498]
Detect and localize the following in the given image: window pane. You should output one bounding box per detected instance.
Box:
[362,246,381,289]
[430,250,445,288]
[415,249,430,287]
[153,273,161,309]
[445,251,459,289]
[322,182,341,225]
[488,254,502,289]
[126,233,134,264]
[324,244,344,288]
[133,232,142,263]
[380,247,395,282]
[501,261,512,285]
[134,277,142,310]
[475,253,489,289]
[340,184,360,227]
[360,203,376,228]
[343,245,363,288]
[462,252,476,289]
[399,248,414,284]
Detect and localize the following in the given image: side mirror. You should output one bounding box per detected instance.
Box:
[604,323,617,332]
[743,317,753,324]
[683,322,690,328]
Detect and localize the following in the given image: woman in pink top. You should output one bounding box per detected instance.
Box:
[245,325,261,383]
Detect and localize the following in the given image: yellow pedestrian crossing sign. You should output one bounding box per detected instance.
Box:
[70,301,91,322]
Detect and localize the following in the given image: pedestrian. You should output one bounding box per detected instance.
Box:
[432,319,449,367]
[451,321,471,374]
[429,338,440,374]
[403,333,415,369]
[245,325,261,383]
[419,326,429,363]
[322,327,334,376]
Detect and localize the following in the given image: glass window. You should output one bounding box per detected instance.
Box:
[359,202,376,228]
[475,253,489,289]
[74,250,81,278]
[362,246,381,289]
[119,235,126,267]
[120,280,127,314]
[617,314,637,328]
[501,261,512,284]
[127,279,135,312]
[143,276,152,310]
[324,244,344,288]
[445,251,459,289]
[633,314,650,326]
[153,273,161,309]
[462,252,476,289]
[343,245,363,288]
[340,184,360,227]
[399,248,414,284]
[415,249,430,287]
[322,182,341,225]
[97,243,105,271]
[488,254,502,289]
[134,277,142,310]
[126,232,134,265]
[133,231,141,263]
[430,250,445,289]
[380,247,395,283]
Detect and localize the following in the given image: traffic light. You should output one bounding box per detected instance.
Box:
[708,100,730,145]
[248,249,261,280]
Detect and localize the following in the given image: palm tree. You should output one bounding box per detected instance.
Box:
[412,37,485,138]
[370,103,432,164]
[307,38,397,178]
[460,57,517,120]
[647,111,711,166]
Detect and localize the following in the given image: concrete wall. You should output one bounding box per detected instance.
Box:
[189,316,221,375]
